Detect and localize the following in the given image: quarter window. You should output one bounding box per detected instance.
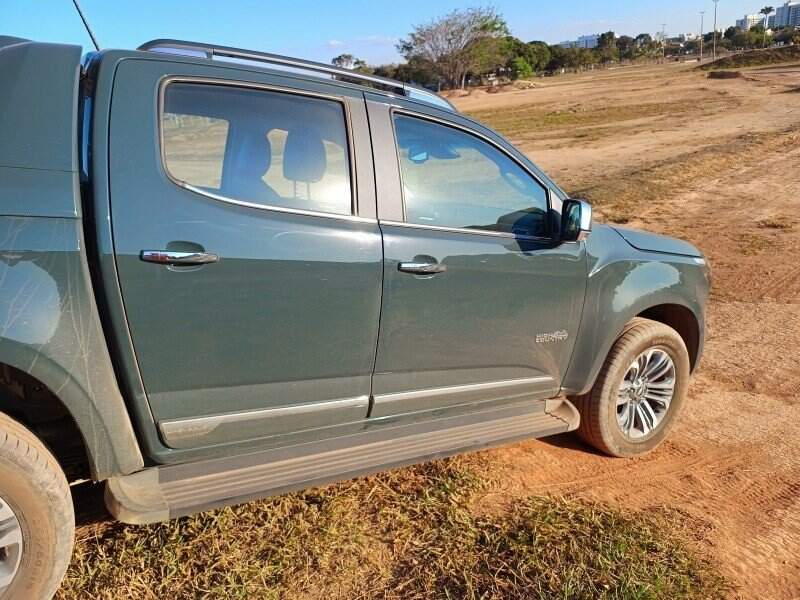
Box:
[393,114,549,237]
[162,82,352,216]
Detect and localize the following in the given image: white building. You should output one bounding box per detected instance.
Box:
[559,34,600,49]
[577,34,600,49]
[736,14,765,30]
[772,1,800,27]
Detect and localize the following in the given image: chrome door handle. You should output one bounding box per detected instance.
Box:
[140,250,220,265]
[398,261,447,275]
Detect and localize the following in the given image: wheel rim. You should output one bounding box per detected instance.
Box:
[0,495,23,595]
[616,347,676,441]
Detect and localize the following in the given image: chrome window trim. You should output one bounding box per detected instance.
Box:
[180,182,376,223]
[157,76,374,223]
[387,108,555,242]
[380,219,548,241]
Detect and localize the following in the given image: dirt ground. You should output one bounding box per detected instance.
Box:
[451,62,800,599]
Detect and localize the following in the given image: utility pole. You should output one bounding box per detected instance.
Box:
[700,11,705,63]
[662,24,667,60]
[712,0,720,61]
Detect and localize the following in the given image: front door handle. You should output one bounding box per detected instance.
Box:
[140,250,220,266]
[398,261,447,275]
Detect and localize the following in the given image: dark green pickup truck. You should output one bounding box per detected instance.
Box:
[0,36,710,599]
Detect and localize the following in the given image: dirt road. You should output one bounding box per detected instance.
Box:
[453,63,800,599]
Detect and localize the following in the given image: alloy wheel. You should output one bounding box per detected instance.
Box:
[616,348,676,440]
[0,495,23,595]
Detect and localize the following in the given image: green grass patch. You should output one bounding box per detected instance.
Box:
[60,457,729,599]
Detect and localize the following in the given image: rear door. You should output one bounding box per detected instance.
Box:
[108,58,382,450]
[368,99,587,417]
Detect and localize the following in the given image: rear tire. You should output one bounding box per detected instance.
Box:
[571,317,690,457]
[0,412,74,600]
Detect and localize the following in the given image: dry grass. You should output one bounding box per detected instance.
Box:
[759,215,796,230]
[700,45,800,71]
[468,101,700,144]
[562,129,800,223]
[60,457,729,599]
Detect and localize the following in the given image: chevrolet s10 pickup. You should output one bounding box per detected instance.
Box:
[0,36,709,599]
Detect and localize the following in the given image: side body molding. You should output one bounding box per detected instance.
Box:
[560,225,708,396]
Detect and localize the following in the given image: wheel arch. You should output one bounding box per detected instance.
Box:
[637,303,701,372]
[0,215,144,481]
[0,343,141,481]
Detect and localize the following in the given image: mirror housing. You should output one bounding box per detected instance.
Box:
[561,199,592,242]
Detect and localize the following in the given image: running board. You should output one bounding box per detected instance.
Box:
[106,398,579,524]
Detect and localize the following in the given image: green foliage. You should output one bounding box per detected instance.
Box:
[397,6,509,88]
[526,41,552,71]
[373,57,437,86]
[511,56,533,79]
[499,37,550,77]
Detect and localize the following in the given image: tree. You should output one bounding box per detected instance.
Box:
[331,53,370,73]
[511,56,533,79]
[499,37,550,77]
[526,41,552,71]
[760,6,774,47]
[616,35,635,59]
[724,26,739,41]
[398,7,509,89]
[598,31,616,49]
[373,58,437,86]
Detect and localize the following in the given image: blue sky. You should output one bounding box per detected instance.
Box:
[6,1,764,65]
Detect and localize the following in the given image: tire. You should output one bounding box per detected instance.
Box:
[0,412,74,600]
[571,317,691,457]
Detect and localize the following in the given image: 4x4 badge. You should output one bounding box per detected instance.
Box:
[536,330,569,343]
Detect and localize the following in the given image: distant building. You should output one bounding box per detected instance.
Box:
[736,14,766,30]
[771,1,800,28]
[577,34,600,49]
[559,34,600,49]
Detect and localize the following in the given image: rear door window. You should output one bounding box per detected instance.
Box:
[162,82,352,216]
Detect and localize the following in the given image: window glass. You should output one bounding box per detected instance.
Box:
[393,115,549,237]
[162,83,352,215]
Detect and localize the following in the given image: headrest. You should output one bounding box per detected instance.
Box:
[283,127,326,183]
[237,133,272,177]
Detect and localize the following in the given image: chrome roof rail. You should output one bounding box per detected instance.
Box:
[138,39,456,113]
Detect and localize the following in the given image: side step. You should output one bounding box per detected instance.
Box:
[106,398,579,524]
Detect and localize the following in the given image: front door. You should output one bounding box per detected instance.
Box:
[370,108,587,417]
[109,59,382,450]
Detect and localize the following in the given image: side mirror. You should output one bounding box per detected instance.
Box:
[561,199,592,242]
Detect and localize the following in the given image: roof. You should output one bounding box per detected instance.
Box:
[137,39,457,114]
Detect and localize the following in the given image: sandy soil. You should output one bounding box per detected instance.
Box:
[452,63,800,599]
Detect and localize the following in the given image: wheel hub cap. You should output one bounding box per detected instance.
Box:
[0,496,23,595]
[616,348,676,440]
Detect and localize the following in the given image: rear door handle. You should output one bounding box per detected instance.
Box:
[398,261,447,275]
[140,250,219,266]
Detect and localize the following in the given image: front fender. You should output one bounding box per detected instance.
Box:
[0,215,144,479]
[561,225,708,396]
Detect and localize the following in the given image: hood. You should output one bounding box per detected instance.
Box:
[611,226,703,258]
